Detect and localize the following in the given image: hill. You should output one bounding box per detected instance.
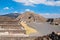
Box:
[16,11,47,22]
[1,13,20,18]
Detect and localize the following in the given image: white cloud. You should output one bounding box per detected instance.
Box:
[25,9,31,11]
[25,9,34,12]
[13,11,18,13]
[19,9,34,13]
[13,0,60,6]
[3,7,9,10]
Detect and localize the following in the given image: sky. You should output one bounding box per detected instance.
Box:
[0,0,60,18]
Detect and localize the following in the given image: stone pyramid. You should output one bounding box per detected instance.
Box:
[16,11,47,22]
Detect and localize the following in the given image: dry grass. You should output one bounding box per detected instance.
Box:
[20,21,38,35]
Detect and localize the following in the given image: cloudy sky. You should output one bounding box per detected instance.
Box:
[0,0,60,18]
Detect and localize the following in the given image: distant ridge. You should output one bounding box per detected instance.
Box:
[1,13,20,18]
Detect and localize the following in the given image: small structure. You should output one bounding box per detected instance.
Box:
[0,16,26,35]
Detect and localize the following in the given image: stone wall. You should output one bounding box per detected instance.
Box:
[0,36,52,40]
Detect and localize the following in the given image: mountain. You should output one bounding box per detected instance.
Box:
[1,13,20,18]
[16,11,47,22]
[0,12,47,22]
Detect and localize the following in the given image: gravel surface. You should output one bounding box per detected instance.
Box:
[27,22,60,36]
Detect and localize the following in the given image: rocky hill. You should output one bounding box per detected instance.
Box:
[16,12,47,22]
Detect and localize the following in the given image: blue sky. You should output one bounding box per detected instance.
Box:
[0,0,60,18]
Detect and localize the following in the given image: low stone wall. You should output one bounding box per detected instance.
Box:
[0,36,52,40]
[35,36,52,40]
[0,37,36,40]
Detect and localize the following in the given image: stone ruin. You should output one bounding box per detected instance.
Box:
[0,12,60,40]
[16,12,47,23]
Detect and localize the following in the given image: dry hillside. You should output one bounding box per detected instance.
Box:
[16,12,47,22]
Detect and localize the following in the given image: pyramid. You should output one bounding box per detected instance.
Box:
[0,16,26,35]
[16,11,47,22]
[0,16,15,21]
